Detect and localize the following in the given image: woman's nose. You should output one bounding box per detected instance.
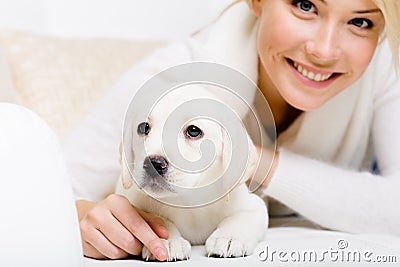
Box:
[305,21,342,64]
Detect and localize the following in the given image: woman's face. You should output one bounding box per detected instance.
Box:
[251,0,384,111]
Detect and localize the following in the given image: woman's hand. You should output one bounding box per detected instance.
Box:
[248,146,279,189]
[76,194,169,260]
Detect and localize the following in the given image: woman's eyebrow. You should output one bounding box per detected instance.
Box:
[353,9,381,14]
[316,0,381,15]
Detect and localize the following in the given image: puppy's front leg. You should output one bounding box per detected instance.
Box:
[142,219,191,261]
[205,193,268,257]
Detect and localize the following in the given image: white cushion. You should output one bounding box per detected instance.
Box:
[0,103,83,267]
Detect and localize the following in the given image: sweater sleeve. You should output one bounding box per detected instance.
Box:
[62,42,192,202]
[264,53,400,236]
[265,148,400,235]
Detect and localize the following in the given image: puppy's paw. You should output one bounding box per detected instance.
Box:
[205,230,256,258]
[142,238,191,261]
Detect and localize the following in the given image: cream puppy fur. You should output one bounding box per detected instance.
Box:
[116,86,268,261]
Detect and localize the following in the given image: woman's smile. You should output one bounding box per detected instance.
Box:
[286,58,343,89]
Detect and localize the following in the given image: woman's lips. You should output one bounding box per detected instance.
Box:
[287,59,342,89]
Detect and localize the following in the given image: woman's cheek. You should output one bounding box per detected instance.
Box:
[347,40,378,76]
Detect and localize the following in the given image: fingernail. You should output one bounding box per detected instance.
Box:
[157,225,169,239]
[154,247,167,260]
[159,225,167,231]
[159,225,168,234]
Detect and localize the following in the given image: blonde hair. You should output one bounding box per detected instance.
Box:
[373,0,400,67]
[241,0,400,67]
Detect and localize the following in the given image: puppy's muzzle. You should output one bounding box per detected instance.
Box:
[143,155,169,177]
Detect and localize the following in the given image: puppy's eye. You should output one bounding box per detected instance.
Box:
[137,122,150,135]
[185,125,203,139]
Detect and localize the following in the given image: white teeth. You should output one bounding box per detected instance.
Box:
[292,61,333,82]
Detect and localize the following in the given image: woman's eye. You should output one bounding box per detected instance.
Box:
[349,18,373,29]
[185,125,203,139]
[292,0,316,13]
[137,122,150,135]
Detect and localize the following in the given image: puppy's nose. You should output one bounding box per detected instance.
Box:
[143,155,169,177]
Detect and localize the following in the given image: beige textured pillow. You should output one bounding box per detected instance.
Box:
[0,30,165,137]
[0,44,17,103]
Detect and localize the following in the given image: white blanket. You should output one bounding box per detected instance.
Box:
[84,225,400,266]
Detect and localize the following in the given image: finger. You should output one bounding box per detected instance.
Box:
[137,209,169,239]
[82,241,108,260]
[98,212,143,256]
[111,204,168,261]
[85,227,129,259]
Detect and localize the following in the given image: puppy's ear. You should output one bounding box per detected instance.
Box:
[221,130,259,185]
[243,135,259,184]
[221,129,232,178]
[120,141,135,190]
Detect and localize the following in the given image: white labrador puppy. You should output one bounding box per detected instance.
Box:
[116,86,268,261]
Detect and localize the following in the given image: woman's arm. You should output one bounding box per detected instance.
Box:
[263,74,400,235]
[264,149,400,235]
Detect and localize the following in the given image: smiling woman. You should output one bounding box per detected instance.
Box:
[244,0,400,232]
